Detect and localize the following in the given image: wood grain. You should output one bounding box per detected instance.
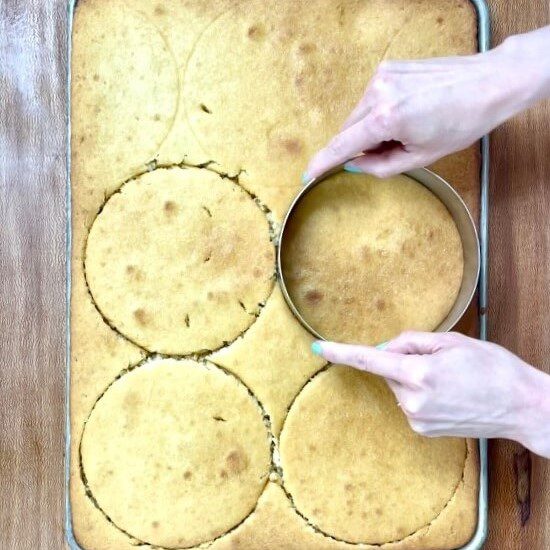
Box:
[0,0,67,549]
[0,0,549,548]
[487,2,550,549]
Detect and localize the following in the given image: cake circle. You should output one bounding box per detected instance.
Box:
[280,172,463,344]
[85,167,275,355]
[279,366,466,544]
[80,358,272,548]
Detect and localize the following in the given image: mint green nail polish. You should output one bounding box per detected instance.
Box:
[376,341,388,350]
[344,163,363,174]
[311,342,323,355]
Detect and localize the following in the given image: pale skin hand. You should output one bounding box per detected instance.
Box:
[313,333,550,458]
[305,26,550,179]
[304,26,550,457]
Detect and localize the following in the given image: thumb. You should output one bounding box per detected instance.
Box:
[344,148,422,179]
[384,331,449,355]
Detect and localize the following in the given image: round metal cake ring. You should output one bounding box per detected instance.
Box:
[277,165,481,342]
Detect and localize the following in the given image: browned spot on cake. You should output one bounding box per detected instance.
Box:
[226,449,248,474]
[375,507,383,516]
[280,138,302,155]
[133,308,148,326]
[154,5,165,16]
[347,510,353,516]
[92,73,99,82]
[123,391,140,408]
[125,265,143,282]
[376,298,386,311]
[308,444,317,452]
[298,42,315,54]
[207,291,214,300]
[312,508,321,515]
[344,483,354,491]
[401,240,417,259]
[151,521,160,529]
[361,511,368,519]
[305,289,323,304]
[247,24,263,39]
[183,470,192,480]
[253,267,262,278]
[220,469,228,479]
[163,200,177,214]
[79,135,86,144]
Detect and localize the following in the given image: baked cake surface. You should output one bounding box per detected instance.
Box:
[281,172,464,344]
[70,1,480,549]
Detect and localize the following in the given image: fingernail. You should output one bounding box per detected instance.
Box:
[376,341,388,350]
[311,341,323,356]
[301,172,310,185]
[344,163,363,174]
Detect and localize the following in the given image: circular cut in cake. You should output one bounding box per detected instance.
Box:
[72,0,179,193]
[182,0,387,219]
[280,172,463,344]
[85,167,275,355]
[279,366,466,544]
[80,358,272,548]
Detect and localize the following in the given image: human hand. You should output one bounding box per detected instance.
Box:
[312,332,550,458]
[305,28,550,180]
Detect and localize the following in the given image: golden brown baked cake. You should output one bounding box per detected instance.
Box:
[70,0,480,548]
[80,358,271,548]
[84,167,274,355]
[281,172,464,344]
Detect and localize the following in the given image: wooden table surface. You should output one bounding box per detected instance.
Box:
[1,1,549,548]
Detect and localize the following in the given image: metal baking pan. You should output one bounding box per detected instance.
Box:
[64,0,490,548]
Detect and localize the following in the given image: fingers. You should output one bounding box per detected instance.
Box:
[313,341,411,384]
[385,331,473,355]
[384,331,444,355]
[305,114,390,179]
[343,147,421,178]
